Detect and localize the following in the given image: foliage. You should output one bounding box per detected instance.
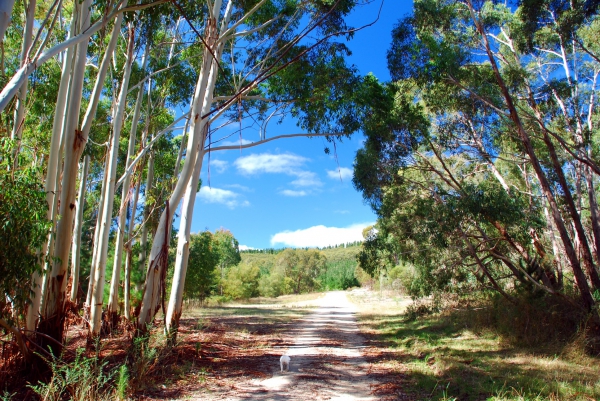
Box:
[210,229,241,296]
[29,349,116,401]
[242,244,363,297]
[224,262,261,300]
[318,260,360,291]
[183,231,220,303]
[353,0,600,313]
[0,139,50,326]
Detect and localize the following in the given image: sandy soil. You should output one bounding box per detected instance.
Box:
[192,291,378,400]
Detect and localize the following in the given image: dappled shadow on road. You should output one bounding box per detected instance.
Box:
[135,306,315,400]
[224,292,391,401]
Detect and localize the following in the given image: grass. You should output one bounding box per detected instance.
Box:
[350,292,600,401]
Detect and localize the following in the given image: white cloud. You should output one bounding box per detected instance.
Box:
[270,222,375,248]
[225,183,253,192]
[235,153,323,189]
[239,245,256,251]
[327,167,353,181]
[208,159,228,173]
[291,171,322,187]
[235,153,308,175]
[334,210,350,214]
[197,186,249,209]
[281,189,307,197]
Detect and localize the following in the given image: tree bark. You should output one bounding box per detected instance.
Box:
[137,0,228,330]
[37,0,93,352]
[25,10,77,333]
[165,145,205,341]
[107,34,149,323]
[70,155,89,303]
[90,23,136,336]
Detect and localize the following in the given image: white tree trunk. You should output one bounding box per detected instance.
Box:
[138,148,155,275]
[86,153,108,311]
[0,0,16,41]
[38,0,92,346]
[124,178,141,320]
[90,24,136,335]
[137,0,228,330]
[165,146,204,338]
[10,0,36,167]
[25,9,77,333]
[107,38,149,318]
[70,155,89,302]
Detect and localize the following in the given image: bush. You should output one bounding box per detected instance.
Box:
[0,139,51,325]
[318,260,359,290]
[29,349,117,401]
[224,262,260,299]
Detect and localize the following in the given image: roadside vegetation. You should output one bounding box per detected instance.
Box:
[352,291,600,401]
[183,239,362,305]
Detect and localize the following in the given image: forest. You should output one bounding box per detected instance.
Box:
[1,0,600,399]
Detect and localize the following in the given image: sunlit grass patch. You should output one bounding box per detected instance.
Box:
[354,295,600,401]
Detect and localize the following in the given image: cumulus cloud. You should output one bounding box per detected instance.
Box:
[280,189,307,197]
[235,153,308,175]
[239,245,256,251]
[270,222,375,248]
[291,171,322,187]
[197,186,249,209]
[208,159,228,173]
[327,167,353,181]
[234,152,323,189]
[225,183,252,192]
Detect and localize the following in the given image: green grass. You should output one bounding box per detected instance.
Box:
[352,294,600,401]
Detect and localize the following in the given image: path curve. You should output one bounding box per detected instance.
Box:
[228,291,376,400]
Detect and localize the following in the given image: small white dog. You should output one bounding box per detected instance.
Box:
[280,354,290,372]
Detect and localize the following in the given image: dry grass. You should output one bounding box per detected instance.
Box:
[350,291,600,401]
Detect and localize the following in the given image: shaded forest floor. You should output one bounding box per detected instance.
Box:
[3,290,600,400]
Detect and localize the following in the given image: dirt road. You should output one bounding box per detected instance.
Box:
[221,291,377,400]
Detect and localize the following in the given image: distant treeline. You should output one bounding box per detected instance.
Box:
[240,241,362,254]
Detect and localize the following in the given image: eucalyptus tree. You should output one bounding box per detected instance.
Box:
[139,0,364,332]
[354,0,600,312]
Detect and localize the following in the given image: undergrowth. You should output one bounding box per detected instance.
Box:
[20,326,171,401]
[28,348,116,401]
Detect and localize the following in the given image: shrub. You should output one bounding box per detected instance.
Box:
[224,262,260,299]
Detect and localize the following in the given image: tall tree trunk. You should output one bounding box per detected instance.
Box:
[138,148,155,272]
[165,145,205,341]
[107,36,149,323]
[124,178,141,320]
[10,0,36,169]
[70,155,89,302]
[26,10,77,333]
[467,0,596,311]
[86,152,109,312]
[90,23,136,336]
[138,0,229,330]
[37,0,93,352]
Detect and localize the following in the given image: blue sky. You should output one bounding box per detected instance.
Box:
[186,1,413,250]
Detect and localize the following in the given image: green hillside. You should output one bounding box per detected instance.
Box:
[240,243,363,293]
